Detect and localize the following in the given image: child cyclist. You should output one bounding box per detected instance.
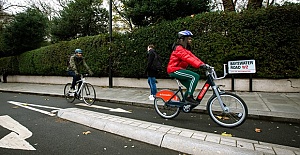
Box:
[167,30,209,106]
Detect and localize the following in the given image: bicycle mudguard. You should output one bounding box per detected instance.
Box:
[156,89,180,102]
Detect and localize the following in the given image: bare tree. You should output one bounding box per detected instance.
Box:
[24,0,63,20]
[111,0,133,32]
[1,0,26,15]
[213,0,285,12]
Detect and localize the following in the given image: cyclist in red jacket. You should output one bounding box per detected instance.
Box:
[167,30,208,105]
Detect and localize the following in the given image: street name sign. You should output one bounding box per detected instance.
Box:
[228,60,256,74]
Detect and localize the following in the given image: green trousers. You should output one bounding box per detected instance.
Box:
[169,69,200,99]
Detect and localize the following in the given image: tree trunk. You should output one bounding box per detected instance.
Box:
[247,0,263,9]
[222,0,235,11]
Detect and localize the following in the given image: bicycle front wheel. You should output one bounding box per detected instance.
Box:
[154,97,180,119]
[64,83,75,103]
[207,92,248,128]
[82,83,96,105]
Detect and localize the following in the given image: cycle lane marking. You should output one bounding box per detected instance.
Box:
[7,101,61,116]
[0,115,36,150]
[7,100,131,115]
[75,103,132,113]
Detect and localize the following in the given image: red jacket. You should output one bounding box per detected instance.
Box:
[167,45,205,74]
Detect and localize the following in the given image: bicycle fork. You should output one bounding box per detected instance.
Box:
[211,86,228,113]
[196,81,228,113]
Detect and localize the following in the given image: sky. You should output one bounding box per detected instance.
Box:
[4,0,300,14]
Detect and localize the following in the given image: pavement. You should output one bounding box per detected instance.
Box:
[0,82,300,155]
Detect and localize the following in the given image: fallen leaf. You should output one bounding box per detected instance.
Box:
[223,116,230,120]
[216,116,230,120]
[12,106,19,109]
[221,132,232,137]
[255,128,261,133]
[83,131,91,135]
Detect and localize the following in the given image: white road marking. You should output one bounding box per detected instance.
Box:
[0,115,36,150]
[75,103,132,113]
[7,101,62,116]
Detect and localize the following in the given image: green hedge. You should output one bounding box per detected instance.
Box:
[1,4,299,79]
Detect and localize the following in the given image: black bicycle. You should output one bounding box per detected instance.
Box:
[64,74,96,105]
[154,64,248,128]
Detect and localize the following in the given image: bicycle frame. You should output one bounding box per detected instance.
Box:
[196,71,227,112]
[74,74,87,96]
[164,64,228,111]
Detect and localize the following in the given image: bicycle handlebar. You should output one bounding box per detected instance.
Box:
[205,64,227,80]
[80,74,89,78]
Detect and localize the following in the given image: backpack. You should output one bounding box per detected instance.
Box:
[152,51,163,71]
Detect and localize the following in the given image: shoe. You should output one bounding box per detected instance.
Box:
[186,96,199,106]
[69,88,76,93]
[149,95,155,100]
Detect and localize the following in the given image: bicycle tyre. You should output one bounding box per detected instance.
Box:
[64,83,75,103]
[154,97,180,119]
[82,83,96,105]
[207,92,248,128]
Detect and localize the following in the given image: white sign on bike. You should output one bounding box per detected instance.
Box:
[228,60,256,74]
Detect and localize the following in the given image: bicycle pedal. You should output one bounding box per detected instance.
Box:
[182,105,192,113]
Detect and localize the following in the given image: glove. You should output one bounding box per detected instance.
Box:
[75,71,80,77]
[89,71,94,76]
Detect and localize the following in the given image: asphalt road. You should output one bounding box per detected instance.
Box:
[1,92,300,151]
[0,92,183,155]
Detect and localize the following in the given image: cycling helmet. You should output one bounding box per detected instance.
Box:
[75,49,83,53]
[178,30,193,39]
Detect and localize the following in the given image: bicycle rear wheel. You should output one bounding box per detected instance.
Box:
[64,83,75,103]
[82,83,96,105]
[207,92,248,128]
[154,97,180,119]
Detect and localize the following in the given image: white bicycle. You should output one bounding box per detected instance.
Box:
[64,74,96,105]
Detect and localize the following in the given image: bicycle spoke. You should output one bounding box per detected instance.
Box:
[82,83,96,105]
[154,97,180,119]
[64,83,75,103]
[207,92,248,128]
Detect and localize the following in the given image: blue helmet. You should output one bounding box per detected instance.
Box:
[75,49,83,53]
[178,30,193,39]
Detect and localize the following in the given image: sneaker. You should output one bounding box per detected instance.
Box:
[149,95,155,100]
[186,96,199,106]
